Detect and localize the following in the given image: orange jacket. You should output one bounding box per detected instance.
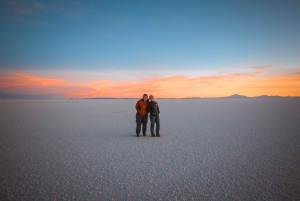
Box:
[135,99,149,116]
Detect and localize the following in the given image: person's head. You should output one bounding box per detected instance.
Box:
[142,94,148,101]
[149,94,154,101]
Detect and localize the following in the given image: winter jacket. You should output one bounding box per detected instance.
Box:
[135,99,149,116]
[148,101,160,116]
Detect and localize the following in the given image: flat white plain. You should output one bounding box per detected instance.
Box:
[1,98,300,200]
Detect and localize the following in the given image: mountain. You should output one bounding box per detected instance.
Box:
[256,95,282,98]
[86,97,118,99]
[0,92,64,99]
[224,94,248,98]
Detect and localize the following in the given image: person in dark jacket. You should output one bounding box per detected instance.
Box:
[135,94,149,137]
[148,95,160,137]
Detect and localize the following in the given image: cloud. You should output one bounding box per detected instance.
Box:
[2,0,32,15]
[1,0,50,25]
[59,7,82,20]
[0,71,299,98]
[101,32,115,39]
[250,65,272,71]
[0,72,67,88]
[291,72,300,75]
[228,73,255,77]
[34,2,47,11]
[16,18,50,26]
[1,0,83,24]
[2,0,47,15]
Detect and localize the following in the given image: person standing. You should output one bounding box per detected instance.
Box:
[135,94,149,137]
[148,95,160,137]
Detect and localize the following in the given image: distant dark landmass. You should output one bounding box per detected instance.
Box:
[223,94,248,98]
[256,95,283,98]
[1,92,298,100]
[82,95,300,99]
[85,97,118,99]
[183,94,300,99]
[219,94,299,98]
[83,97,135,99]
[183,97,204,99]
[0,92,64,99]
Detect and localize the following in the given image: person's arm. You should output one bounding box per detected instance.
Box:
[135,101,140,112]
[157,103,160,114]
[148,102,153,114]
[147,102,150,113]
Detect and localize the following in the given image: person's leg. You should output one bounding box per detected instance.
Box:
[142,114,148,136]
[150,115,155,137]
[136,113,142,137]
[156,115,160,137]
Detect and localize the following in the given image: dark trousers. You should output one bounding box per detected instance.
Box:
[150,115,160,135]
[136,113,148,135]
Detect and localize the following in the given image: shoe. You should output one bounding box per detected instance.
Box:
[151,134,155,137]
[143,133,146,136]
[137,134,140,137]
[156,134,160,137]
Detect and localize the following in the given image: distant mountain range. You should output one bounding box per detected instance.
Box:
[0,92,64,99]
[85,97,119,99]
[224,94,248,98]
[221,94,299,98]
[85,97,133,99]
[85,94,300,99]
[0,92,299,100]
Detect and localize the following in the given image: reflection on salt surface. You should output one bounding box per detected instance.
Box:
[1,98,300,200]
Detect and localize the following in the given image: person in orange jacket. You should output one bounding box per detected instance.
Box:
[135,94,149,137]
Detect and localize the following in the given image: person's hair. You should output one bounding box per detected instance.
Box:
[149,94,154,99]
[142,94,148,98]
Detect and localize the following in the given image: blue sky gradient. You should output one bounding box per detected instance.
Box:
[1,0,300,98]
[1,0,300,71]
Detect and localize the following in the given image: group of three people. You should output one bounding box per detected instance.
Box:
[135,94,160,137]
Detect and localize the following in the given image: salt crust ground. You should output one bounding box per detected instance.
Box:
[1,98,300,200]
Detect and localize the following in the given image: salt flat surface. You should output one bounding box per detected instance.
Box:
[1,98,300,200]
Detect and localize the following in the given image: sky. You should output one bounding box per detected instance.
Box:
[1,0,300,98]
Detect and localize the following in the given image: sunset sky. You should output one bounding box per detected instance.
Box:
[1,0,300,98]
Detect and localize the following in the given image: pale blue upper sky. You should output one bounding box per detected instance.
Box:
[1,0,300,75]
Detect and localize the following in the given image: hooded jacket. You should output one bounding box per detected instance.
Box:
[135,99,149,116]
[148,101,160,116]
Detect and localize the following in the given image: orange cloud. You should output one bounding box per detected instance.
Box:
[1,71,299,98]
[0,72,67,87]
[250,65,272,71]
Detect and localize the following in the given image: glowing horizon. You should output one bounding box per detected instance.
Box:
[1,66,299,99]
